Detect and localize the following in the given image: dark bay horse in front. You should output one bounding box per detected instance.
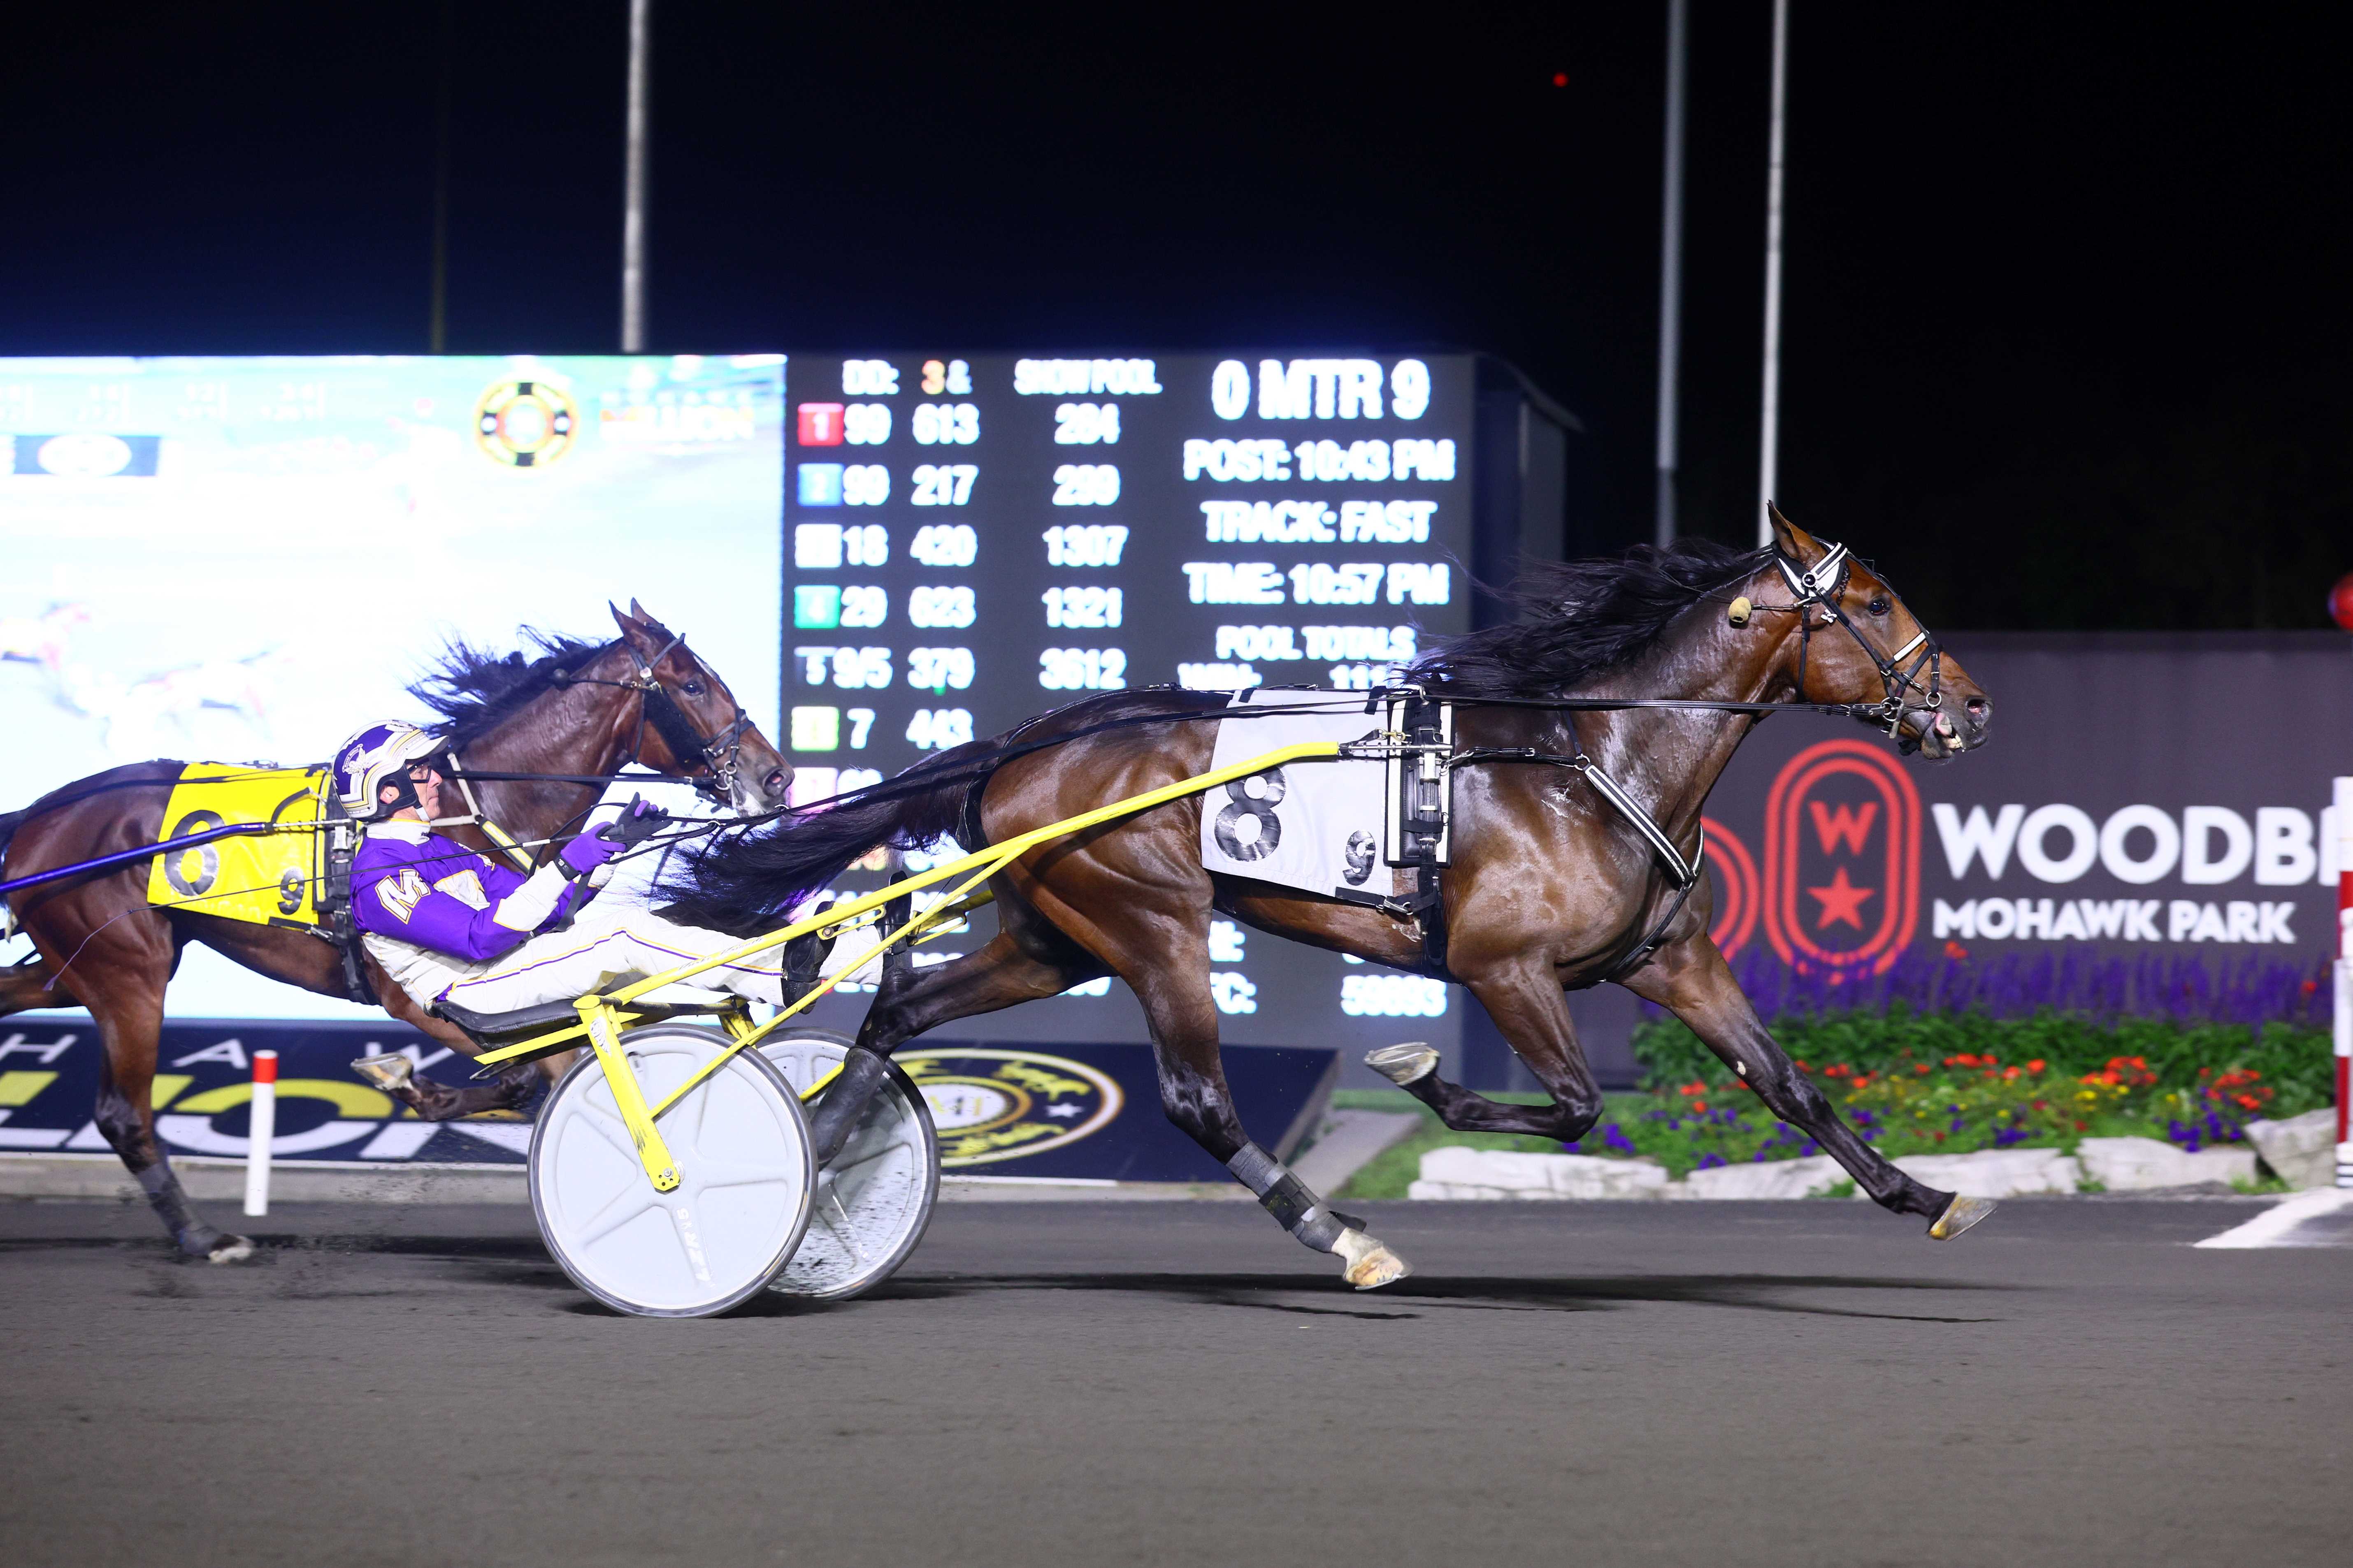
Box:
[0,603,788,1262]
[666,513,1994,1286]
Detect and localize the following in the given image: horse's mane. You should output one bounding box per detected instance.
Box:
[1409,539,1772,699]
[410,631,610,749]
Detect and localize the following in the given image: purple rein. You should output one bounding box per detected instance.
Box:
[0,821,278,898]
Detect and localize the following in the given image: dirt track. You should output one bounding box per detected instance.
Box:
[1,1197,2345,1567]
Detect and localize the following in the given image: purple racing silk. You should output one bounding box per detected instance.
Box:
[351,821,592,963]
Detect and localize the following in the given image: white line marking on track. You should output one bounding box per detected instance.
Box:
[2193,1188,2353,1249]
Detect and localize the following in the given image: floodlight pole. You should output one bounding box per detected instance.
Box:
[1654,0,1689,549]
[1756,0,1790,547]
[428,0,453,353]
[621,0,653,353]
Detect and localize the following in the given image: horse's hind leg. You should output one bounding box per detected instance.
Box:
[0,953,77,1017]
[1118,947,1412,1289]
[1621,935,1990,1239]
[54,915,254,1261]
[994,867,1410,1284]
[807,928,1102,1161]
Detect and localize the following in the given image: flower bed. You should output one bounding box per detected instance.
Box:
[1331,952,2332,1201]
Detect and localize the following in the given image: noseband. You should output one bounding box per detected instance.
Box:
[617,631,756,807]
[1766,540,1945,743]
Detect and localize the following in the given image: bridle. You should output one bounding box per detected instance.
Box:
[1759,539,1945,745]
[607,630,753,809]
[601,630,758,810]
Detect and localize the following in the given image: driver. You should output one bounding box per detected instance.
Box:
[333,722,794,1019]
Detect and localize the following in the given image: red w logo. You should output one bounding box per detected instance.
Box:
[1807,800,1878,856]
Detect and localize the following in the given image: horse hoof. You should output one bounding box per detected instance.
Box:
[1333,1228,1412,1290]
[350,1052,416,1092]
[1928,1195,1997,1241]
[178,1227,255,1264]
[1363,1042,1438,1087]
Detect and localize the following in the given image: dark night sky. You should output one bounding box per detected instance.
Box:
[4,2,2345,629]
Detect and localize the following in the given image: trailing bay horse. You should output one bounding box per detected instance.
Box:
[0,603,788,1261]
[665,512,1994,1286]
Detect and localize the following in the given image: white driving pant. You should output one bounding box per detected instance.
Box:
[430,912,790,1014]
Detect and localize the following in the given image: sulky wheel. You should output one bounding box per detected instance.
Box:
[761,1029,940,1301]
[529,1024,815,1318]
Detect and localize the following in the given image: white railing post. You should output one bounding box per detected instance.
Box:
[2335,777,2351,1188]
[244,1048,278,1217]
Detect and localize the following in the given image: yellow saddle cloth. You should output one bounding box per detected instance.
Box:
[144,764,328,928]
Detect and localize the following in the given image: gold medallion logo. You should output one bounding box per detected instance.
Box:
[897,1048,1124,1166]
[473,378,578,468]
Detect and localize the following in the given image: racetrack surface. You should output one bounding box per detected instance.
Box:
[2,1198,2345,1568]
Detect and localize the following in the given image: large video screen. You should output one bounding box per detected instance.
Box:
[777,353,1477,1052]
[0,355,785,1019]
[3,350,1476,1056]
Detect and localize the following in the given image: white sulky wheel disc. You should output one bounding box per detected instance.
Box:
[761,1029,940,1302]
[529,1024,814,1318]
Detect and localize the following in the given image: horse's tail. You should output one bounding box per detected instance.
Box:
[657,744,991,936]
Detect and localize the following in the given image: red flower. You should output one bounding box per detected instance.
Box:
[1944,941,1970,961]
[2026,1060,2046,1074]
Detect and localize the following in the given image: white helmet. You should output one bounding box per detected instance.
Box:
[332,722,444,820]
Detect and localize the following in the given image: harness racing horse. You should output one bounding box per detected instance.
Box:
[665,513,1994,1287]
[0,603,789,1262]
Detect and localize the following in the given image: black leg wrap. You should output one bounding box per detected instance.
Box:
[1226,1142,1350,1253]
[137,1162,222,1257]
[807,1047,889,1166]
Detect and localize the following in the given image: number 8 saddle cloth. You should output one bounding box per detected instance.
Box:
[1198,691,1400,905]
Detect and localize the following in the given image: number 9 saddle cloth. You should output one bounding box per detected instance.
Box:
[144,763,329,929]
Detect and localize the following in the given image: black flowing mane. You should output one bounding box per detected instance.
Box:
[1409,539,1772,699]
[410,632,611,750]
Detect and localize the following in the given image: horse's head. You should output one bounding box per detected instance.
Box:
[1762,506,1990,760]
[610,601,792,812]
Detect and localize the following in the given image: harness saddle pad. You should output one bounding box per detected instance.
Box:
[144,763,327,929]
[1199,692,1396,902]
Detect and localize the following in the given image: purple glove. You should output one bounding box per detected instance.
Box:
[598,795,671,849]
[558,831,625,881]
[557,797,667,881]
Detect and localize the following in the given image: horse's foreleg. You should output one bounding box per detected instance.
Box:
[1369,957,1606,1141]
[362,955,555,1118]
[1620,937,1993,1239]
